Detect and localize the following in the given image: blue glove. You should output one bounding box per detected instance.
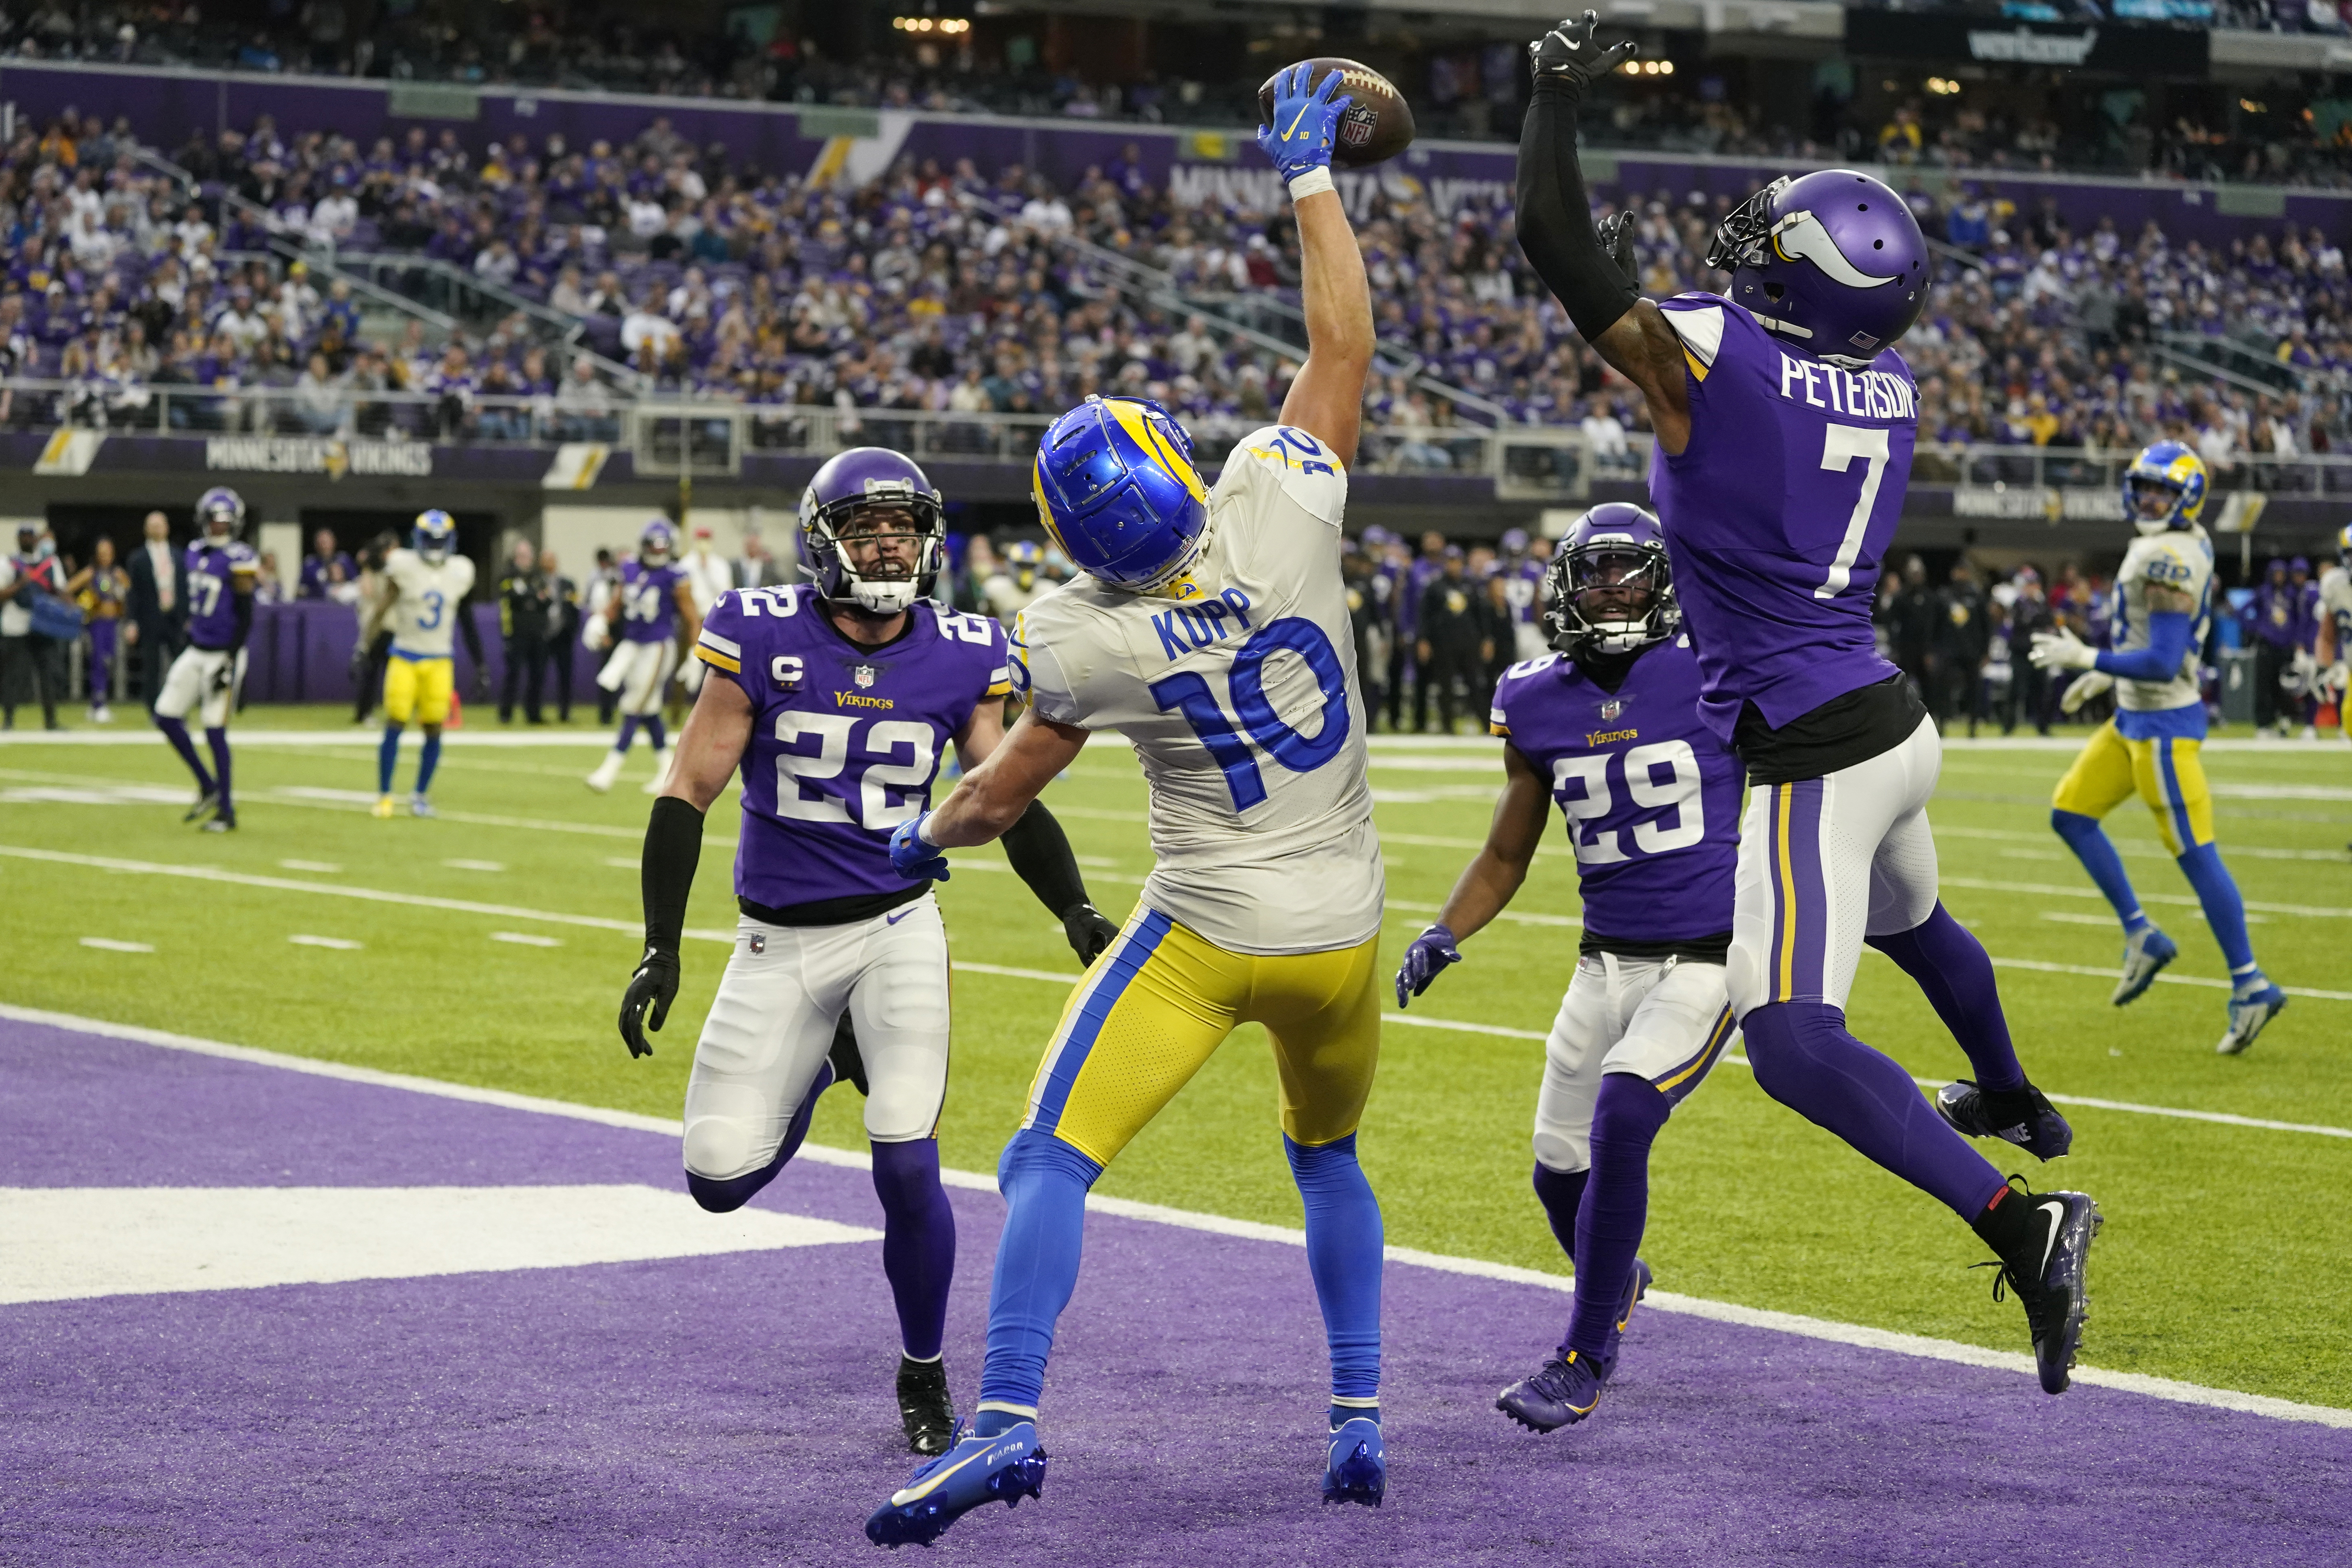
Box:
[888,812,952,883]
[1394,922,1462,1008]
[1256,62,1352,186]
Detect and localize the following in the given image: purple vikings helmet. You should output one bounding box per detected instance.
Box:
[1705,170,1931,370]
[1033,395,1210,597]
[799,446,946,614]
[196,486,245,542]
[637,517,678,568]
[1541,503,1677,656]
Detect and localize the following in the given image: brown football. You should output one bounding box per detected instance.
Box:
[1257,58,1416,170]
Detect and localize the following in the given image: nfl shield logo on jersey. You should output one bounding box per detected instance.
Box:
[854,664,877,688]
[748,932,766,955]
[1600,699,1623,720]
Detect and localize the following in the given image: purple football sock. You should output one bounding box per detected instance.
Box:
[645,716,667,751]
[1564,1074,1669,1359]
[870,1138,957,1362]
[204,727,233,817]
[614,714,640,754]
[1530,1161,1589,1263]
[1742,1001,2010,1220]
[156,715,214,794]
[1864,902,2026,1093]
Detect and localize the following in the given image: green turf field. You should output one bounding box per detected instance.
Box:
[3,707,2348,1407]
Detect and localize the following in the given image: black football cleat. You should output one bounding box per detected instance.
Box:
[182,788,220,824]
[897,1355,955,1456]
[831,1014,870,1097]
[1981,1187,2102,1394]
[1936,1078,2072,1161]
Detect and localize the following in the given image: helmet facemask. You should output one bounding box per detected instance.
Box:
[810,494,944,615]
[1547,542,1676,655]
[2126,475,2187,538]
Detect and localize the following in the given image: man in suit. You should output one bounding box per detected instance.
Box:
[542,548,581,722]
[124,510,186,709]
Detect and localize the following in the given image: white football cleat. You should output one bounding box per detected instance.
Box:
[2110,924,2178,1007]
[2217,980,2287,1056]
[410,793,437,819]
[585,750,625,794]
[641,745,675,794]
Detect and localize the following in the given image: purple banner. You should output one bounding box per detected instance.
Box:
[242,600,602,707]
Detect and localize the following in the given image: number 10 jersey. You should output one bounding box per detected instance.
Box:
[1011,424,1381,956]
[694,585,1011,916]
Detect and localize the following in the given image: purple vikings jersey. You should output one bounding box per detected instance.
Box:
[182,540,258,650]
[618,560,687,644]
[1647,294,1919,743]
[1490,635,1742,946]
[694,585,1012,912]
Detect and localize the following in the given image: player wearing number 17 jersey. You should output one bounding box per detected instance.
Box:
[1517,11,2098,1399]
[865,63,1386,1548]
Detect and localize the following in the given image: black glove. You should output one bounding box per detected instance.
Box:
[348,642,370,683]
[470,667,492,702]
[617,945,679,1058]
[209,658,236,694]
[1596,209,1637,287]
[1528,10,1637,107]
[1061,903,1121,967]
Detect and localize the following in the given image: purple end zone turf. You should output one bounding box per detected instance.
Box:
[2,1017,2346,1567]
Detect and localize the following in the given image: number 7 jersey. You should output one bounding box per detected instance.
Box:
[694,585,1011,914]
[1011,423,1381,956]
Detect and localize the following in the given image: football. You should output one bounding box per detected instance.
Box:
[1257,57,1415,169]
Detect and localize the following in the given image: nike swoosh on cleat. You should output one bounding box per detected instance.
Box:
[890,1441,1008,1506]
[2037,1199,2067,1279]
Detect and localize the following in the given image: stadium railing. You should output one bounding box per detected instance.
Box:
[1927,442,2352,517]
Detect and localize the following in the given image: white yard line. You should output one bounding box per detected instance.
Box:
[4,1002,2344,1429]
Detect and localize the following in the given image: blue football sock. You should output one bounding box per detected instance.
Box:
[1285,1133,1383,1406]
[1564,1074,1668,1359]
[1742,1001,2010,1220]
[614,714,640,754]
[205,728,233,816]
[156,715,214,794]
[1530,1160,1590,1264]
[416,731,442,796]
[1328,1402,1379,1429]
[1864,901,2026,1093]
[683,1062,832,1214]
[377,724,403,795]
[978,1129,1101,1424]
[2177,842,2260,981]
[871,1138,957,1363]
[646,716,667,751]
[2052,810,2151,933]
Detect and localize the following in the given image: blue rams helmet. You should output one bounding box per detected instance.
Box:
[2121,440,2208,537]
[798,446,945,614]
[1032,395,1210,597]
[2335,522,2351,570]
[638,517,678,568]
[412,509,457,563]
[1541,503,1676,656]
[196,486,245,541]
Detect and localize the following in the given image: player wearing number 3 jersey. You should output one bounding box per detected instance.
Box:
[1516,10,2099,1402]
[866,65,1387,1546]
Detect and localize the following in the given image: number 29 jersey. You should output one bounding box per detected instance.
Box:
[694,585,1011,916]
[1489,635,1742,950]
[1012,424,1380,956]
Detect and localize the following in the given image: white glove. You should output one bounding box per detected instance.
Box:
[581,614,611,653]
[682,657,707,696]
[2323,661,2350,699]
[2059,669,2114,716]
[2029,627,2099,672]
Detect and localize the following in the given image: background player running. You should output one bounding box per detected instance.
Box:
[614,446,1117,1459]
[587,518,698,796]
[361,509,486,820]
[154,487,257,833]
[865,63,1388,1547]
[1514,11,2099,1395]
[1398,504,1742,1434]
[2030,442,2287,1054]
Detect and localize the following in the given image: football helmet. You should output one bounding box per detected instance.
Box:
[1707,170,1931,370]
[1541,503,1676,656]
[2120,441,2208,537]
[637,517,678,568]
[1003,538,1042,591]
[1032,395,1210,597]
[412,508,456,563]
[196,486,245,542]
[799,447,946,615]
[2335,522,2350,570]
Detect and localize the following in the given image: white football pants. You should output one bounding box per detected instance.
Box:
[1532,952,1736,1175]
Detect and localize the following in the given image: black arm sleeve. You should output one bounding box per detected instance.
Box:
[1514,78,1639,344]
[229,586,255,652]
[458,590,486,665]
[999,799,1092,918]
[641,793,705,954]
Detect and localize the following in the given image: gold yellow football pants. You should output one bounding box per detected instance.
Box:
[1020,907,1382,1169]
[2051,721,2215,855]
[382,654,455,726]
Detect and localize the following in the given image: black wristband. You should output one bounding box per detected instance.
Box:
[1516,78,1639,344]
[641,793,705,954]
[999,799,1092,920]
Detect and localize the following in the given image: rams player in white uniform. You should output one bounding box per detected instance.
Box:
[2315,524,2352,748]
[864,63,1387,1547]
[362,510,484,819]
[2030,441,2288,1053]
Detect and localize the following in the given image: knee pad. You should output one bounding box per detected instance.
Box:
[1531,1124,1592,1176]
[682,1115,765,1184]
[1725,941,1763,1022]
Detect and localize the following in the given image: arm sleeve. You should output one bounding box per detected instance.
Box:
[1514,78,1638,343]
[229,585,255,652]
[2095,610,2194,682]
[458,591,486,665]
[998,799,1093,918]
[640,793,705,954]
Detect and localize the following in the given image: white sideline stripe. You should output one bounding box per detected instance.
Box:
[4,1002,2345,1430]
[11,845,2349,1138]
[1943,875,2352,921]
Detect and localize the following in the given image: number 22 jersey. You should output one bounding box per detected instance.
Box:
[694,586,1011,918]
[1490,635,1742,951]
[1012,423,1381,956]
